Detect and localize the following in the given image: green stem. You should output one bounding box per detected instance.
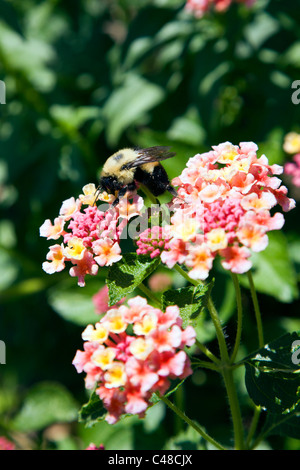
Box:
[230,273,243,364]
[174,265,220,365]
[174,263,245,450]
[207,296,229,362]
[174,386,185,434]
[245,405,261,449]
[221,367,245,449]
[174,263,198,286]
[174,265,228,362]
[195,339,220,365]
[191,359,220,372]
[138,283,161,308]
[247,271,264,348]
[159,394,227,450]
[207,297,245,450]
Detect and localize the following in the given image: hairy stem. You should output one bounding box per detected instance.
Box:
[230,273,243,363]
[207,297,245,449]
[174,263,198,286]
[206,296,229,362]
[221,367,245,449]
[159,394,227,450]
[138,282,161,308]
[247,271,264,348]
[174,263,245,450]
[245,405,261,449]
[195,339,220,365]
[174,264,220,364]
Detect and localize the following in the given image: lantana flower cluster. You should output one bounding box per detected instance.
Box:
[136,226,171,259]
[72,296,196,424]
[185,0,256,18]
[39,184,144,287]
[149,141,296,280]
[284,132,300,189]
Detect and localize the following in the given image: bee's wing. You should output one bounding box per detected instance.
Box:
[125,146,176,169]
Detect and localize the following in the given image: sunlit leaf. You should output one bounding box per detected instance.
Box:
[12,382,79,432]
[103,73,165,145]
[106,253,160,306]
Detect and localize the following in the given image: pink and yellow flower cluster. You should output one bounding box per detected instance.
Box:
[156,141,295,279]
[185,0,256,18]
[284,132,300,189]
[136,226,170,259]
[73,296,196,424]
[39,184,144,287]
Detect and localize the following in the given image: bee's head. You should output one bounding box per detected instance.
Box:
[99,175,121,195]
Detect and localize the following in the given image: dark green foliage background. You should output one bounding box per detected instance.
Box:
[0,0,300,450]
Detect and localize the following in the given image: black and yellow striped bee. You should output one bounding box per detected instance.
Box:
[98,146,177,205]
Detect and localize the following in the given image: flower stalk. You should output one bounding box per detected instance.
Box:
[174,265,245,450]
[158,393,227,450]
[230,273,243,363]
[247,271,264,348]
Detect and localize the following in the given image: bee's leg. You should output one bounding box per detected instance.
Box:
[112,182,137,207]
[111,186,127,207]
[118,182,137,198]
[118,186,128,198]
[167,186,178,198]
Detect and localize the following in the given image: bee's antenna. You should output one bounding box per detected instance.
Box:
[93,184,102,206]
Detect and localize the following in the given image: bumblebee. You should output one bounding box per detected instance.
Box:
[98,146,177,205]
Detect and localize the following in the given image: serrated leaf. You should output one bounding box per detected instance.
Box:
[78,390,106,428]
[263,410,300,440]
[12,382,79,432]
[106,253,160,306]
[162,281,213,328]
[245,332,300,439]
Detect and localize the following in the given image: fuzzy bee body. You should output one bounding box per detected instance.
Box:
[99,146,177,205]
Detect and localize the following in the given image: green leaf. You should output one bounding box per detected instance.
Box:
[50,105,101,132]
[162,281,214,328]
[48,283,101,326]
[245,332,300,439]
[78,390,106,428]
[257,127,285,165]
[78,412,138,450]
[103,73,165,145]
[239,231,298,303]
[262,410,300,440]
[12,382,79,432]
[106,253,160,306]
[244,12,280,50]
[167,107,206,146]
